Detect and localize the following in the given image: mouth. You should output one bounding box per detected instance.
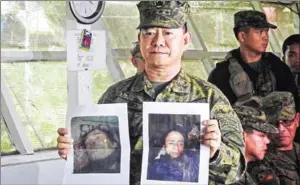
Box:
[150,51,168,55]
[280,136,289,139]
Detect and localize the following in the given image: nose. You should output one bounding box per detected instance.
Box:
[262,30,269,40]
[264,136,270,144]
[152,30,165,47]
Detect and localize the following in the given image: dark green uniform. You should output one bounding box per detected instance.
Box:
[255,92,300,185]
[98,71,245,185]
[232,101,279,185]
[263,143,300,185]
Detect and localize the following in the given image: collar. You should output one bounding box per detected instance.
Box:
[130,70,191,94]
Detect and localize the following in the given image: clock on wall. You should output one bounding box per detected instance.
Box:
[69,1,105,24]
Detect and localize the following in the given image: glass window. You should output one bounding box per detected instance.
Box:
[2,61,118,150]
[182,60,209,80]
[1,116,17,154]
[1,1,66,51]
[2,62,67,149]
[92,70,116,103]
[189,1,252,52]
[261,2,297,53]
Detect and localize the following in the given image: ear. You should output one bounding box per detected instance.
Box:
[131,57,138,68]
[238,32,246,43]
[183,32,191,51]
[243,131,247,142]
[296,113,300,128]
[138,32,141,42]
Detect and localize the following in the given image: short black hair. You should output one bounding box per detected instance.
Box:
[233,26,250,40]
[282,34,300,56]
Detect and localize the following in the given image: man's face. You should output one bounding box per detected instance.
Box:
[240,27,269,54]
[139,27,190,70]
[244,129,270,161]
[272,113,299,149]
[164,131,185,159]
[284,43,300,73]
[85,129,115,161]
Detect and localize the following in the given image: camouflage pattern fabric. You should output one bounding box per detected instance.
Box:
[233,105,278,134]
[98,70,246,185]
[137,1,190,29]
[265,143,300,185]
[226,50,277,102]
[247,159,280,185]
[249,143,300,185]
[234,10,277,29]
[231,172,256,185]
[254,57,277,97]
[261,91,296,123]
[226,51,255,102]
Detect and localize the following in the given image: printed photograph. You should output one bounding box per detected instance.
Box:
[71,116,121,174]
[146,114,201,183]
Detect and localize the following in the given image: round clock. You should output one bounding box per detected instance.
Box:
[69,1,105,24]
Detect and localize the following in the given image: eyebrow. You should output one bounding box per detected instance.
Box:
[288,51,297,54]
[167,139,184,142]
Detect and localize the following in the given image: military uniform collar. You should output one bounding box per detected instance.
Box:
[168,69,191,94]
[131,69,191,94]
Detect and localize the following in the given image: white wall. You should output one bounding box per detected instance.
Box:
[1,151,66,185]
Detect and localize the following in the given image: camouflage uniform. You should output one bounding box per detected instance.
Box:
[99,70,245,185]
[98,2,246,184]
[208,10,300,112]
[253,92,300,185]
[231,105,278,185]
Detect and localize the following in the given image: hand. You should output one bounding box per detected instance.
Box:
[57,128,73,160]
[202,120,221,158]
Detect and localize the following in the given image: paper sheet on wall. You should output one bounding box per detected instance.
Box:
[141,102,210,185]
[67,30,106,71]
[63,104,130,185]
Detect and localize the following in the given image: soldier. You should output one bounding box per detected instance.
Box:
[232,104,278,185]
[207,10,300,112]
[130,42,145,74]
[253,92,300,185]
[282,34,300,143]
[57,2,246,184]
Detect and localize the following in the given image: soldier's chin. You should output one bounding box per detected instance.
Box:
[87,149,115,161]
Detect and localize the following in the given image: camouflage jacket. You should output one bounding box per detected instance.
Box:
[98,70,246,185]
[247,160,280,185]
[263,143,300,185]
[231,172,256,185]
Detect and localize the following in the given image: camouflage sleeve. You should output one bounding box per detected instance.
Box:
[208,87,246,184]
[97,85,118,104]
[247,159,280,185]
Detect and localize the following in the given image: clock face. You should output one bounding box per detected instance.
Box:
[72,1,99,18]
[69,1,105,24]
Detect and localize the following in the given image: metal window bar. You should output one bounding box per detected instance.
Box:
[1,76,34,155]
